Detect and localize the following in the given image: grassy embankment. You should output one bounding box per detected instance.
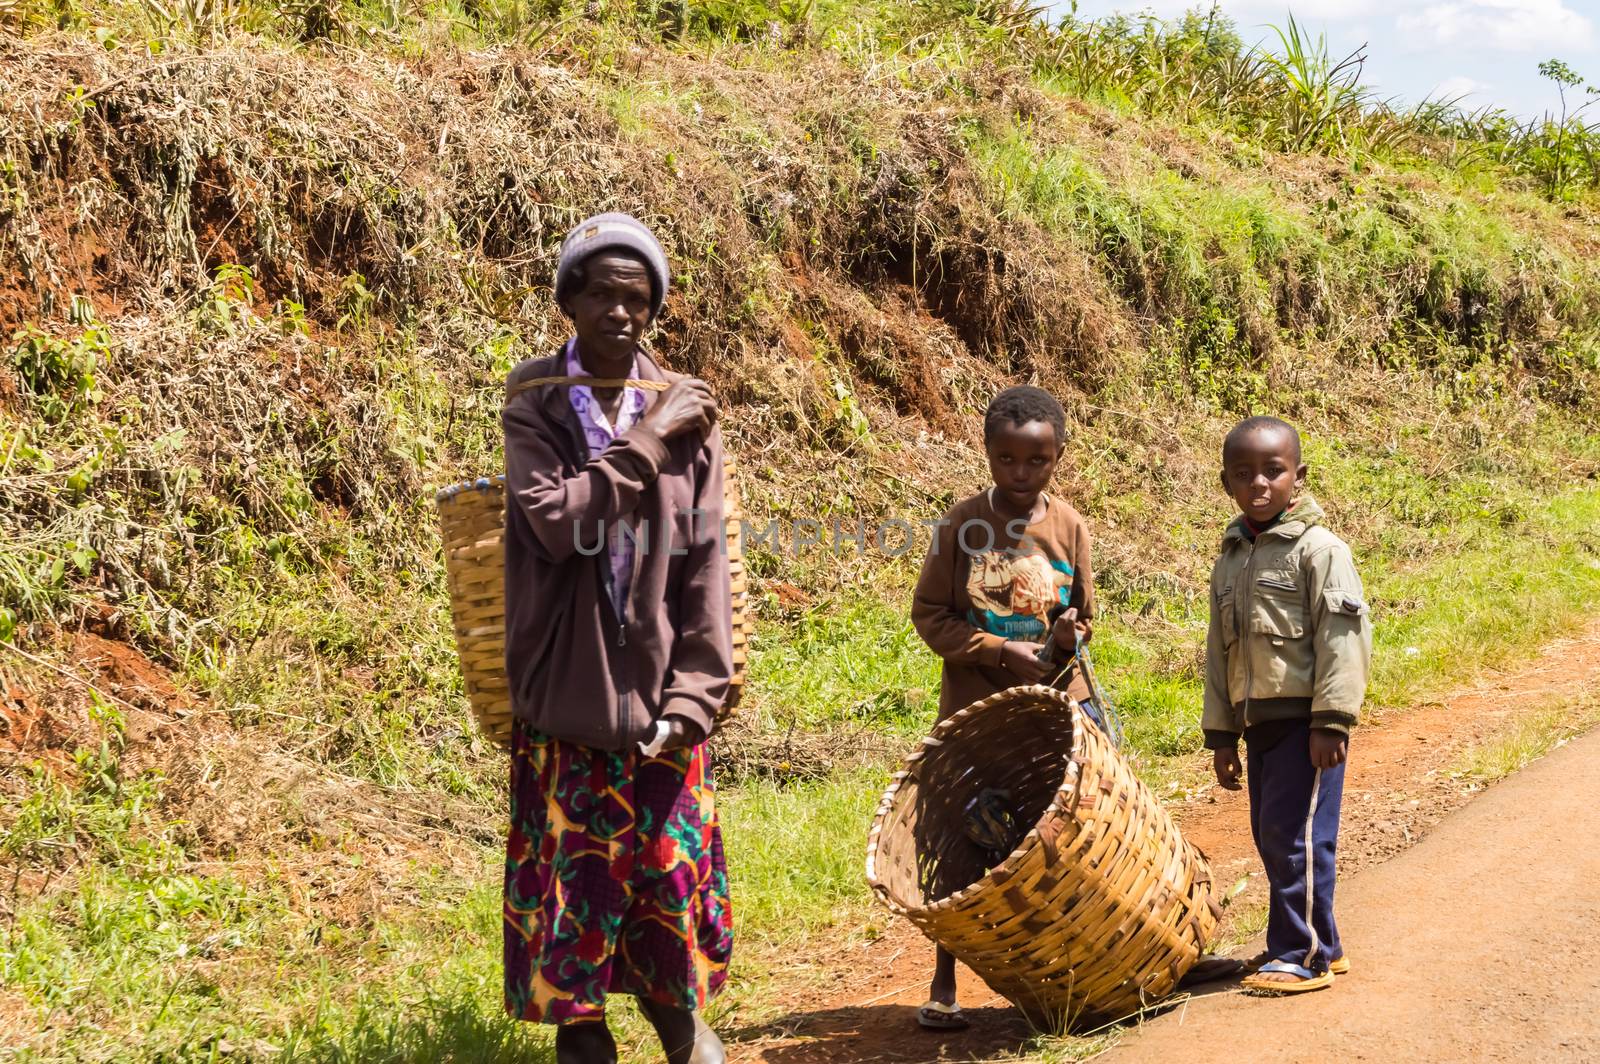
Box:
[2,2,1600,1060]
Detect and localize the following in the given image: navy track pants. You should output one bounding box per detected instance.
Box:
[1247,721,1345,973]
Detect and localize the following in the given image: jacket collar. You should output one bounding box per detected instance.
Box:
[1222,494,1327,549]
[508,343,669,440]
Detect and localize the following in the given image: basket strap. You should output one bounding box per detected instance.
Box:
[506,375,672,400]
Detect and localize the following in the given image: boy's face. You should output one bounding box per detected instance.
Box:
[562,253,654,369]
[1220,427,1307,524]
[985,419,1062,513]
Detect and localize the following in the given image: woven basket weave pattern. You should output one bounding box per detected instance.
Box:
[434,458,750,749]
[865,684,1220,1024]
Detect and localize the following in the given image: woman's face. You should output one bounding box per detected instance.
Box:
[564,252,654,369]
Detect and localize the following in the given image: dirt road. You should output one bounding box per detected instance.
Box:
[731,621,1600,1063]
[1108,723,1600,1063]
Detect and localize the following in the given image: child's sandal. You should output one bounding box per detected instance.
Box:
[915,1000,970,1030]
[1240,960,1335,995]
[1243,951,1349,976]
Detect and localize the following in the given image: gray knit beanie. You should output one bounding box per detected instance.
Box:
[554,212,670,321]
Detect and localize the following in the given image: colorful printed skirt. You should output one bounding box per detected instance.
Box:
[503,721,733,1025]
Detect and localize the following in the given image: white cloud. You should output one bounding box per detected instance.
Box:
[1431,74,1494,99]
[1164,0,1384,17]
[1062,1,1385,24]
[1396,0,1595,52]
[1245,1,1386,17]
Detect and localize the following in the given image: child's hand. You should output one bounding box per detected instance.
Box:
[1212,747,1243,790]
[1000,640,1050,683]
[1051,608,1085,654]
[1309,728,1348,769]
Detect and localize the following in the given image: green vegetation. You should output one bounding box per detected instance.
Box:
[2,0,1599,1059]
[1453,694,1600,786]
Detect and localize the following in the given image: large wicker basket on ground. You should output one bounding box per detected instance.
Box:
[865,684,1221,1026]
[433,451,751,749]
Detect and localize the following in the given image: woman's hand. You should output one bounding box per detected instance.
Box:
[1000,640,1050,683]
[658,717,705,752]
[640,379,717,441]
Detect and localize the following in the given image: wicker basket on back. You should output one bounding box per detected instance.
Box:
[433,376,751,749]
[866,684,1221,1026]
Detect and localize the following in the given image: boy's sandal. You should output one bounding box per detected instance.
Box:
[916,1000,970,1031]
[1240,960,1335,995]
[1242,951,1349,976]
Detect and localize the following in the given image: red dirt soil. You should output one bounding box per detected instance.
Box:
[0,630,194,777]
[728,620,1600,1063]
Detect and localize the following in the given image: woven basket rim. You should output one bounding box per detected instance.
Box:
[434,474,508,505]
[865,683,1087,918]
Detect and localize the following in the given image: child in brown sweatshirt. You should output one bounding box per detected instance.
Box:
[908,385,1094,1031]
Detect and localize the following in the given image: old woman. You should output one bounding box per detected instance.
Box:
[500,213,733,1064]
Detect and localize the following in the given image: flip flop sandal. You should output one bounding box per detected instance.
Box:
[1243,950,1348,975]
[1240,960,1335,995]
[916,1000,970,1031]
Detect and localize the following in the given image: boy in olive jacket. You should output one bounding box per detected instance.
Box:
[1204,416,1372,995]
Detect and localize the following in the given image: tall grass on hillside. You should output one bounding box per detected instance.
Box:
[6,0,1600,197]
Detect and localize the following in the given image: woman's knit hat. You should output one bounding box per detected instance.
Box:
[554,212,670,321]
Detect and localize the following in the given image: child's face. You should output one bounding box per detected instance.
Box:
[985,419,1062,513]
[1220,427,1307,524]
[563,253,653,369]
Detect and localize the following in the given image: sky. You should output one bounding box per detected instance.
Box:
[1054,0,1600,119]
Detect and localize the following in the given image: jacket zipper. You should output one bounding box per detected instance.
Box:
[1239,538,1257,724]
[614,392,653,719]
[551,367,633,733]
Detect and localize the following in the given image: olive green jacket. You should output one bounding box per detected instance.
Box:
[1202,496,1372,747]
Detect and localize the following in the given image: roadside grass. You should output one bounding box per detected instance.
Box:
[1016,1029,1126,1063]
[191,569,503,803]
[1209,898,1270,954]
[0,733,890,1062]
[744,597,939,737]
[1362,486,1600,710]
[1451,693,1600,786]
[1,759,309,1061]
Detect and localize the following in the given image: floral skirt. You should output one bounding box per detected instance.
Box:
[502,721,733,1025]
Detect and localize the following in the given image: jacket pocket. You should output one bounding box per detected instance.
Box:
[1322,588,1369,620]
[1249,571,1313,697]
[1251,572,1306,639]
[1218,585,1238,646]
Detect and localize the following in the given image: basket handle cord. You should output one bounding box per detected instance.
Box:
[506,375,673,401]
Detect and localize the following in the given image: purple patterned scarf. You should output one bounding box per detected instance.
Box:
[565,339,649,616]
